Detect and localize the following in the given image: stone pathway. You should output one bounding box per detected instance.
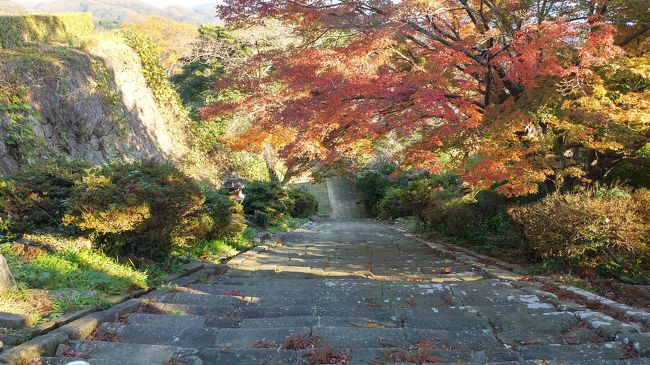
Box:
[39,219,649,364]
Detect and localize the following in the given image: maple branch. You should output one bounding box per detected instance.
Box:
[617,23,650,47]
[301,27,335,48]
[458,0,486,33]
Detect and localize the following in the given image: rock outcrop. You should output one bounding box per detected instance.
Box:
[0,37,189,174]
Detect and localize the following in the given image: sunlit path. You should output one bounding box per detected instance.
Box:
[39,219,648,364]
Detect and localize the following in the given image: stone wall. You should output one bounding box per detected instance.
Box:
[0,38,189,174]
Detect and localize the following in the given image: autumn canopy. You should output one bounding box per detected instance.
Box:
[201,0,650,196]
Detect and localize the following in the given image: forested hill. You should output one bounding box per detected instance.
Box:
[0,0,28,13]
[26,0,219,24]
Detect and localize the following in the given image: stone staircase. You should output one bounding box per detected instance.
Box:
[38,220,650,364]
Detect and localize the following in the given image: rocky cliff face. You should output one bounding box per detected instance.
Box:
[0,38,189,174]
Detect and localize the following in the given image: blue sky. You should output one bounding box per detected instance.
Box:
[15,0,217,8]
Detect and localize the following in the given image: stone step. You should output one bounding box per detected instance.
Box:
[99,323,218,350]
[186,283,383,298]
[199,348,306,365]
[238,316,320,328]
[59,340,199,364]
[196,347,519,365]
[145,302,236,316]
[497,328,605,347]
[237,314,489,330]
[157,292,253,306]
[350,346,519,364]
[196,346,649,365]
[41,358,124,365]
[400,328,501,352]
[125,313,207,328]
[518,342,626,361]
[213,327,312,350]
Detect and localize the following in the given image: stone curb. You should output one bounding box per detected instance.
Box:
[0,226,295,365]
[386,223,650,355]
[0,260,209,364]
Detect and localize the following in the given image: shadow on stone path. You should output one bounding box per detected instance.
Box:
[38,219,650,364]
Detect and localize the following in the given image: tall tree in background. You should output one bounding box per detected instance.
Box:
[193,21,311,184]
[203,0,649,195]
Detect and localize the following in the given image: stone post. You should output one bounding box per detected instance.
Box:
[0,254,17,291]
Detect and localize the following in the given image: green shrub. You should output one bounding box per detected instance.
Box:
[379,175,525,253]
[356,171,393,216]
[430,190,526,254]
[605,160,650,189]
[0,159,90,234]
[243,181,292,224]
[288,189,318,218]
[63,161,205,259]
[509,187,650,282]
[379,174,461,220]
[202,189,246,239]
[0,13,94,48]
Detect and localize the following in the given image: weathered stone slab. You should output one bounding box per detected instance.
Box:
[213,327,311,349]
[313,326,407,348]
[101,323,218,350]
[0,255,16,291]
[518,342,625,361]
[126,313,207,328]
[0,312,33,329]
[65,340,198,364]
[199,348,305,365]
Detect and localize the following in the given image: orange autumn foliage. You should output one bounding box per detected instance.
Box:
[202,0,650,195]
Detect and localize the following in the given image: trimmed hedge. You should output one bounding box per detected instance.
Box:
[288,189,319,218]
[0,13,94,48]
[242,181,319,225]
[1,160,246,260]
[0,159,91,235]
[243,181,293,225]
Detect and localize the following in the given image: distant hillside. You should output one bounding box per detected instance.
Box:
[32,0,218,24]
[0,0,28,13]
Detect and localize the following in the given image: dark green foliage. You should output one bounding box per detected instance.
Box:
[378,174,460,220]
[171,25,230,113]
[605,160,650,189]
[378,174,526,254]
[243,181,293,224]
[356,171,392,216]
[243,181,318,226]
[0,159,90,235]
[202,188,246,239]
[1,160,248,260]
[252,210,270,228]
[288,189,319,218]
[429,191,526,255]
[63,160,205,259]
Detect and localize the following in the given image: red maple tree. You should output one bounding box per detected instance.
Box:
[202,0,649,195]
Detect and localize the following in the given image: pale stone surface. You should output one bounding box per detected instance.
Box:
[0,254,16,291]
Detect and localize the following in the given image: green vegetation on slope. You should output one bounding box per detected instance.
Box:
[0,13,94,48]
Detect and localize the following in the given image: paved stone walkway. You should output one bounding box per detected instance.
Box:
[41,219,649,364]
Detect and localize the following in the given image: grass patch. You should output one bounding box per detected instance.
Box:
[0,240,148,323]
[1,245,148,294]
[185,227,258,263]
[267,217,308,234]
